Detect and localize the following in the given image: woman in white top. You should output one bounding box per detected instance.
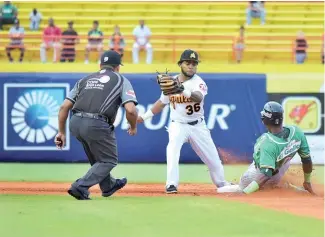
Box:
[29,8,42,31]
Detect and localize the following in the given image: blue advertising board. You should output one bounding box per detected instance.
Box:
[0,73,267,163]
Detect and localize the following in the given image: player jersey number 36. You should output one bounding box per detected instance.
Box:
[186,103,201,115]
[159,74,208,122]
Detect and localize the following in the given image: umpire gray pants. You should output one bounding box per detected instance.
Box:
[69,115,118,194]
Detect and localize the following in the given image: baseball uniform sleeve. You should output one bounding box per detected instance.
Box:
[259,143,276,170]
[121,78,138,106]
[298,130,311,160]
[194,79,208,96]
[159,92,170,104]
[66,81,80,104]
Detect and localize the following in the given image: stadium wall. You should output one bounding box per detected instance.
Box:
[0,72,323,164]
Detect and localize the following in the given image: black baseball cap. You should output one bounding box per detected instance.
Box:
[178,49,201,64]
[100,50,123,66]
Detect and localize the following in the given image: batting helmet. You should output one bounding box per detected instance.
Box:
[177,49,201,65]
[261,101,283,125]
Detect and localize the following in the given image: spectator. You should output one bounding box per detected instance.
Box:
[6,19,24,62]
[246,1,265,25]
[0,1,17,30]
[295,31,308,64]
[60,21,79,63]
[132,19,153,64]
[109,25,125,58]
[40,18,61,63]
[29,8,42,31]
[235,26,245,63]
[84,20,103,64]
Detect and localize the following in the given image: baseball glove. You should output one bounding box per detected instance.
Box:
[156,69,184,95]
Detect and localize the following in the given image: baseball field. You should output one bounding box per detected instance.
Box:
[0,162,323,237]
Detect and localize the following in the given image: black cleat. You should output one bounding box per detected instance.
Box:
[166,185,178,194]
[67,187,91,200]
[102,177,127,197]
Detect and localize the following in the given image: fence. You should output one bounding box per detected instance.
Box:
[0,34,323,63]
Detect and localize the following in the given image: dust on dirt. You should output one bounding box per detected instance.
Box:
[0,180,323,220]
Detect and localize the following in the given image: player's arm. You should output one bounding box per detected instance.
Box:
[58,99,74,134]
[124,102,138,132]
[55,97,74,149]
[182,90,203,103]
[298,132,315,194]
[57,80,81,134]
[182,80,207,103]
[151,99,167,114]
[55,80,80,149]
[121,78,138,133]
[138,93,168,122]
[243,145,276,194]
[138,99,166,123]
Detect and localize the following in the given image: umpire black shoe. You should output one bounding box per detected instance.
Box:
[166,185,178,194]
[102,177,127,197]
[67,187,91,200]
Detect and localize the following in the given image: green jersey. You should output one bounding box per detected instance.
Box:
[253,126,310,171]
[0,4,17,18]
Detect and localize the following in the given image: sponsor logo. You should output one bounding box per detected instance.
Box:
[85,76,110,90]
[113,103,236,131]
[277,140,301,161]
[282,96,321,133]
[3,83,70,150]
[199,83,207,92]
[126,90,136,98]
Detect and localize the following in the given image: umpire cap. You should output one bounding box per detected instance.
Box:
[100,50,123,66]
[178,49,201,64]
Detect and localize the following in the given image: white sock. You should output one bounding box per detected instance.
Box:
[217,184,242,193]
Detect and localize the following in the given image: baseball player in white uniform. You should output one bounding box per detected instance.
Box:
[137,49,229,193]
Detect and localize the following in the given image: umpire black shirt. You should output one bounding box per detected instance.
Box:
[66,68,138,122]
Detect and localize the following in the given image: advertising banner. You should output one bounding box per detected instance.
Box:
[0,73,267,163]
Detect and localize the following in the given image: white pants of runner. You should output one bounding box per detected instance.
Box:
[217,161,291,193]
[166,119,227,188]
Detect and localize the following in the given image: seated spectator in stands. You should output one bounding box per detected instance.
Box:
[85,20,103,64]
[0,1,17,30]
[109,25,125,59]
[246,1,265,25]
[235,26,245,63]
[132,19,153,64]
[6,19,24,62]
[295,31,308,64]
[60,21,79,63]
[40,18,62,63]
[29,8,42,31]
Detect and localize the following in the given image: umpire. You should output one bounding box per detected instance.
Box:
[54,50,138,200]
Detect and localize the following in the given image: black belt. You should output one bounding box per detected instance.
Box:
[73,112,112,124]
[172,118,203,126]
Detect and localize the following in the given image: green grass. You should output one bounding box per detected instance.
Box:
[0,195,323,237]
[0,163,323,184]
[0,163,323,237]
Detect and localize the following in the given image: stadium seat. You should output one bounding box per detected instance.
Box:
[0,1,323,63]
